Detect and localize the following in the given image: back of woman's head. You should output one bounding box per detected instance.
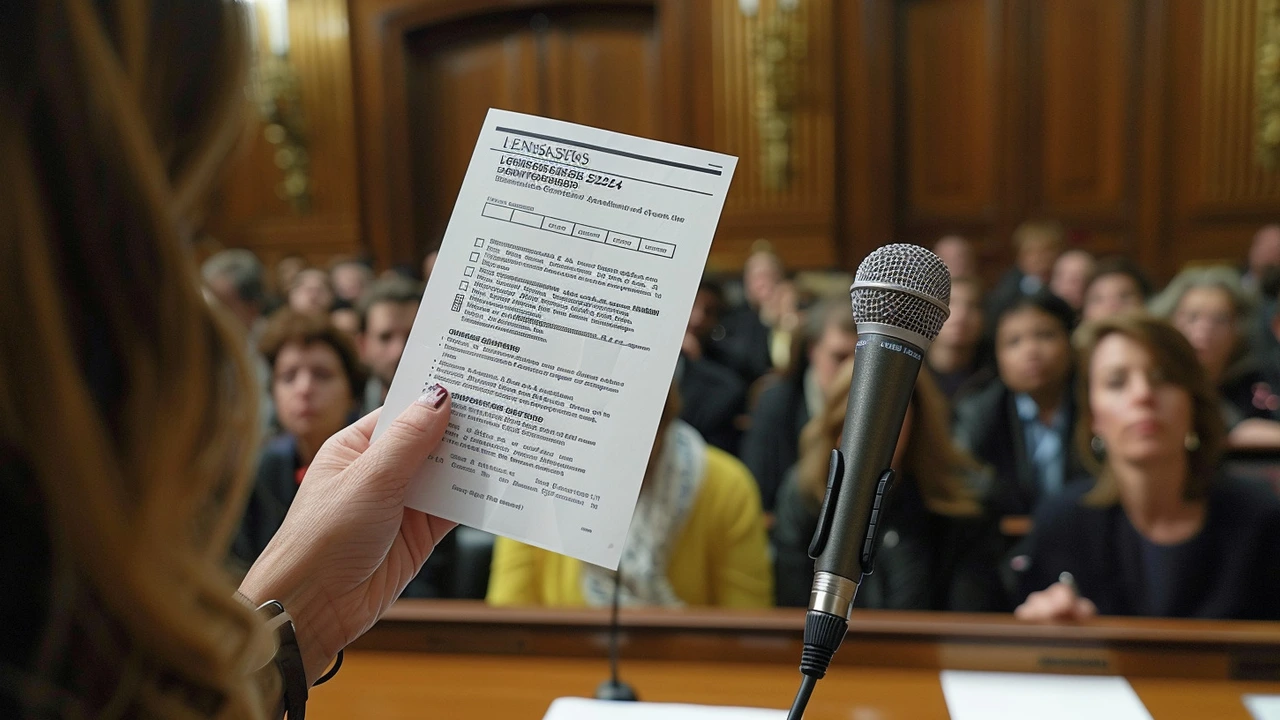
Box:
[1,1,273,717]
[796,357,981,517]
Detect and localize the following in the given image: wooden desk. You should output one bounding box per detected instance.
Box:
[311,601,1280,719]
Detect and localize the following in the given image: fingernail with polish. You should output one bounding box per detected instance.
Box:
[417,383,448,409]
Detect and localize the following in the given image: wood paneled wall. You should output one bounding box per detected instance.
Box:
[203,0,1280,282]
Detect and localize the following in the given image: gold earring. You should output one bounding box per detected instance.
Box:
[1185,432,1200,452]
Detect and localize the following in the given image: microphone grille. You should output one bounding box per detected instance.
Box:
[850,243,951,343]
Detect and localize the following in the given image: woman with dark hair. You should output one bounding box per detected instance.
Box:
[233,311,366,565]
[772,357,1008,611]
[954,291,1087,517]
[1015,316,1280,621]
[2,2,457,716]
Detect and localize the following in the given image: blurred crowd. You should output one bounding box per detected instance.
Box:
[209,222,1280,621]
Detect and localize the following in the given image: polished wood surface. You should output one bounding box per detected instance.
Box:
[311,601,1280,719]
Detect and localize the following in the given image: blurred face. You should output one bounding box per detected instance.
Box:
[687,288,722,339]
[1082,273,1144,322]
[936,282,984,350]
[361,300,419,386]
[743,253,783,308]
[1249,226,1280,277]
[273,342,354,445]
[331,307,360,341]
[810,324,859,393]
[1089,334,1194,472]
[996,307,1072,396]
[331,264,370,303]
[276,256,306,294]
[1018,237,1061,282]
[1050,251,1095,311]
[934,236,976,278]
[1171,287,1236,379]
[206,274,258,330]
[289,269,334,317]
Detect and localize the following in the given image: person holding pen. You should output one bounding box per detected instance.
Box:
[1015,315,1280,622]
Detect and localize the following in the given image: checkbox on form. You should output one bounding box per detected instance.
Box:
[459,281,470,291]
[470,251,481,262]
[464,266,475,277]
[475,238,485,247]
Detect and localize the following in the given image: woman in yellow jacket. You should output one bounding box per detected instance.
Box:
[487,386,774,608]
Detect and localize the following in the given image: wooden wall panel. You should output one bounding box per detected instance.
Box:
[545,9,662,140]
[1034,0,1133,220]
[704,0,837,271]
[899,0,998,224]
[205,0,362,268]
[1166,0,1280,275]
[405,17,541,257]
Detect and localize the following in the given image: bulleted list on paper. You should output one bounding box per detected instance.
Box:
[373,109,737,569]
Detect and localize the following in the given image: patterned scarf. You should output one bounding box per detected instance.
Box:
[581,420,706,607]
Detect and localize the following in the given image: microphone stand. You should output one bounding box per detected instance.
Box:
[594,570,638,701]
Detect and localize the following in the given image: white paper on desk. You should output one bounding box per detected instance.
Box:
[1245,694,1280,720]
[373,108,737,569]
[543,698,784,720]
[941,671,1153,720]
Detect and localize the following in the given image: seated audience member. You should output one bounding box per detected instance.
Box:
[1242,224,1280,294]
[330,300,360,342]
[329,259,374,304]
[761,279,804,373]
[773,359,1008,611]
[955,291,1085,517]
[740,297,857,511]
[202,249,272,431]
[678,280,747,454]
[934,234,978,279]
[487,386,773,608]
[984,221,1065,333]
[1081,257,1151,323]
[1049,249,1096,315]
[1015,316,1280,621]
[709,247,784,385]
[233,311,365,565]
[287,267,335,318]
[358,276,423,412]
[1150,266,1280,446]
[928,277,987,400]
[271,253,307,310]
[422,250,439,283]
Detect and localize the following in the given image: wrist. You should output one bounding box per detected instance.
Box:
[240,552,343,686]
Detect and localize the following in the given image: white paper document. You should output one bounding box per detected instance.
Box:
[374,109,737,569]
[543,698,784,720]
[1245,694,1280,720]
[940,671,1153,720]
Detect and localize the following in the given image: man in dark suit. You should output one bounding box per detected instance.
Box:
[678,281,748,454]
[739,297,857,511]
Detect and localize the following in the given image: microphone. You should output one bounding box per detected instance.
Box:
[785,244,951,719]
[594,570,638,701]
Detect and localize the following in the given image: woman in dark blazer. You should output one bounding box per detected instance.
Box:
[773,357,1009,612]
[1016,315,1280,621]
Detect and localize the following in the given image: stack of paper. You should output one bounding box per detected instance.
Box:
[940,671,1154,720]
[543,698,785,719]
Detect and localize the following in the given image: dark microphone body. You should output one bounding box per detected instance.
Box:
[787,244,952,719]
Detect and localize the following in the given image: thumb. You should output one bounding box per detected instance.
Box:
[355,384,452,487]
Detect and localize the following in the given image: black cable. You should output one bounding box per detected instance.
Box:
[608,571,622,687]
[786,674,816,720]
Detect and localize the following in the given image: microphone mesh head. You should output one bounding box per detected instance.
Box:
[850,244,951,342]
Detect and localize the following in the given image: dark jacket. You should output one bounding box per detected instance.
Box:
[676,353,747,455]
[1017,477,1280,620]
[952,376,1087,517]
[771,466,1010,611]
[739,374,809,511]
[706,305,773,386]
[232,435,459,598]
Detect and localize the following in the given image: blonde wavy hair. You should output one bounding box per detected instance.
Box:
[796,357,983,517]
[0,1,277,717]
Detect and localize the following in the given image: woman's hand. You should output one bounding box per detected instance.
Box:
[239,385,455,684]
[1014,581,1098,623]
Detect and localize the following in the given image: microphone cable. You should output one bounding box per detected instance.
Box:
[785,609,847,719]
